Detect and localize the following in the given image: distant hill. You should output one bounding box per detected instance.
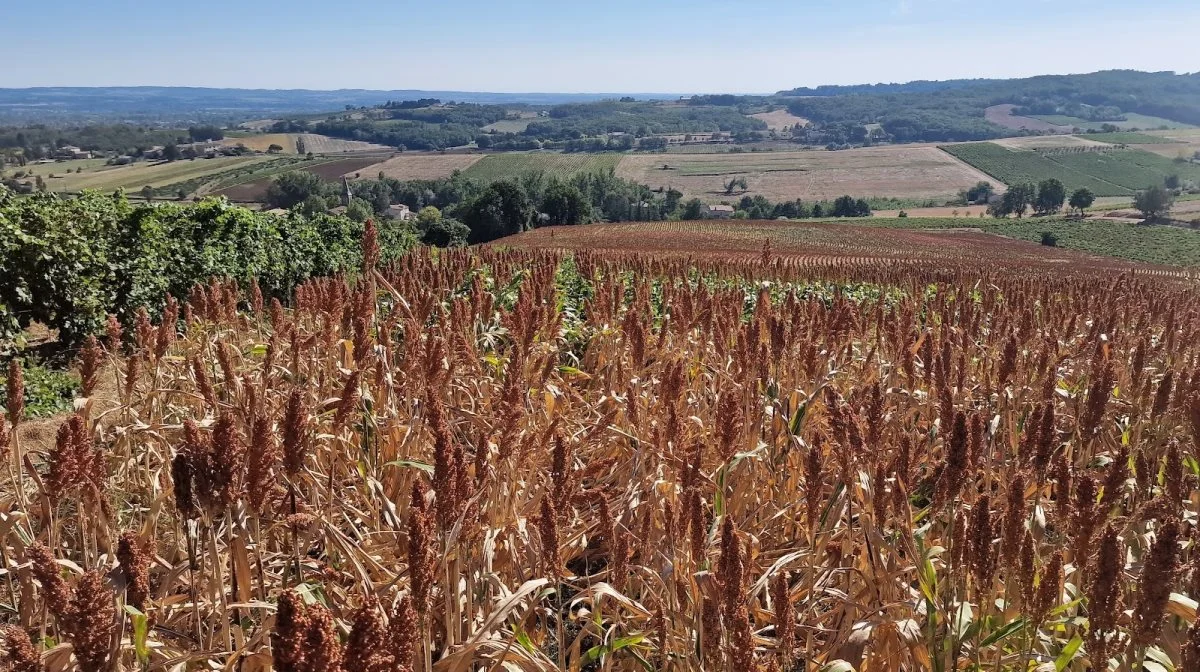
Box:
[777,70,1200,143]
[0,87,683,125]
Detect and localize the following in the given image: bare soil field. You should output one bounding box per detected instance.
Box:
[616,146,1000,202]
[749,109,810,130]
[353,153,484,180]
[222,133,390,154]
[984,104,1071,132]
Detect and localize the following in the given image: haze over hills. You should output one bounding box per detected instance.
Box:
[0,87,686,125]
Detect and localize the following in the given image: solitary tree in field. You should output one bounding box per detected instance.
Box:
[1068,187,1095,216]
[295,137,307,155]
[141,185,153,201]
[1133,185,1175,221]
[1034,178,1066,216]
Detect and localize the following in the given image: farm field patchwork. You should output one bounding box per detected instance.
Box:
[1084,132,1180,145]
[1043,147,1200,191]
[210,157,382,201]
[461,152,623,183]
[616,146,999,203]
[39,156,275,193]
[984,104,1070,132]
[222,132,391,153]
[352,153,484,181]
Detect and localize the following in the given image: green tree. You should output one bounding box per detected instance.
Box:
[1034,178,1066,216]
[162,144,180,161]
[267,171,328,209]
[268,144,284,154]
[1133,185,1175,221]
[463,180,534,243]
[1068,187,1095,216]
[295,137,307,155]
[346,197,373,222]
[141,185,154,201]
[1001,183,1035,218]
[681,198,705,220]
[541,182,592,225]
[1165,174,1181,190]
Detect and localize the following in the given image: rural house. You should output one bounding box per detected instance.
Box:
[54,145,92,160]
[707,204,735,219]
[387,203,413,221]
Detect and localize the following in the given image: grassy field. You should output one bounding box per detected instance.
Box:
[990,135,1105,150]
[617,146,998,203]
[39,156,276,193]
[1084,132,1180,145]
[1029,112,1194,131]
[354,153,484,181]
[461,152,623,183]
[941,143,1135,196]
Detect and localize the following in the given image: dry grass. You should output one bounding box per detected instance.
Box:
[44,156,273,192]
[6,225,1200,671]
[990,135,1108,150]
[616,146,1001,202]
[749,109,811,130]
[353,153,485,181]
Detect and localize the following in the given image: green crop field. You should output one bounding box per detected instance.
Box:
[461,152,623,183]
[940,143,1122,195]
[1045,148,1200,191]
[856,216,1200,267]
[1085,132,1179,145]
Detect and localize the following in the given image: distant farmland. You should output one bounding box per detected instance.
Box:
[39,156,275,193]
[942,142,1200,196]
[354,154,484,181]
[616,146,998,203]
[462,153,623,183]
[221,133,390,154]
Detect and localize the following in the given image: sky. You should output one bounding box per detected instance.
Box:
[4,0,1199,92]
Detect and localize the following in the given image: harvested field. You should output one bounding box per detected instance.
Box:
[984,104,1070,132]
[749,108,810,130]
[222,133,391,154]
[301,156,382,180]
[616,146,1000,202]
[353,153,484,181]
[482,112,537,133]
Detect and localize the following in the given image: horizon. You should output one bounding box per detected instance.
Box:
[1,67,1196,97]
[4,0,1199,92]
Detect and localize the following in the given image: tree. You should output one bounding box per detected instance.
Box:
[475,135,493,149]
[541,182,592,225]
[416,208,469,247]
[1000,183,1035,218]
[268,144,284,154]
[266,171,328,210]
[141,185,154,201]
[831,195,869,217]
[1133,185,1175,221]
[681,198,706,220]
[463,180,535,244]
[162,144,180,162]
[1068,187,1095,216]
[723,177,748,195]
[295,137,307,155]
[1034,178,1066,216]
[1165,174,1181,190]
[346,197,373,222]
[1040,231,1058,247]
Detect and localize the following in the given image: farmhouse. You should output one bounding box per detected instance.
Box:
[387,203,413,221]
[54,145,92,160]
[707,204,735,219]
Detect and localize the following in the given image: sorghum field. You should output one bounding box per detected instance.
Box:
[7,220,1200,671]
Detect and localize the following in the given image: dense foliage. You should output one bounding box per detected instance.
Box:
[0,125,192,162]
[0,187,415,348]
[783,71,1200,143]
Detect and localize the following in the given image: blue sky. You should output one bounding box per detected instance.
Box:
[4,0,1198,91]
